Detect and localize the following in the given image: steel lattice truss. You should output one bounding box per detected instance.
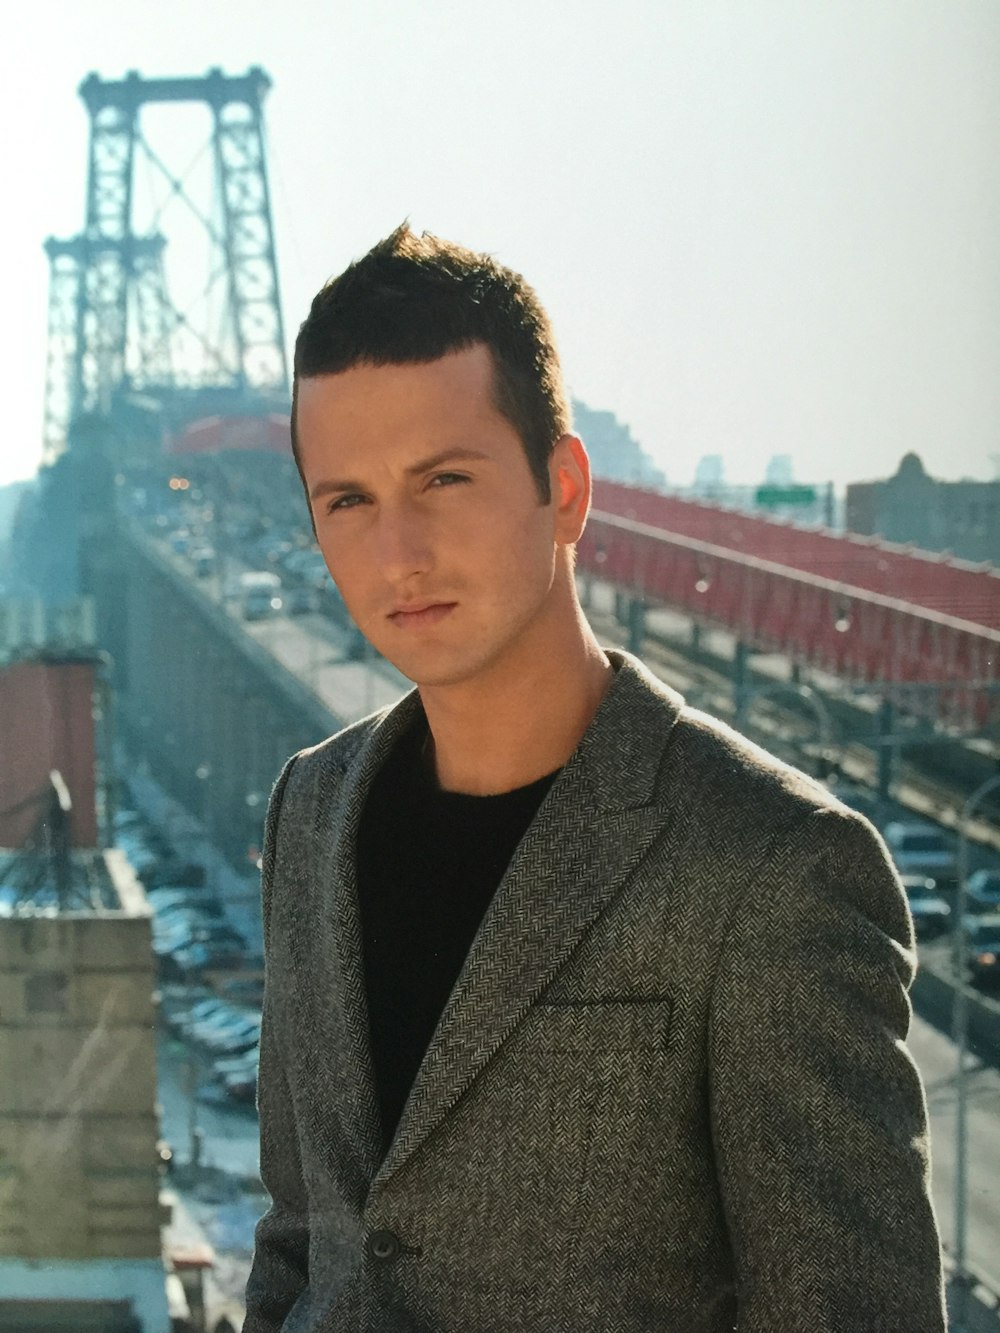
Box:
[581,482,1000,731]
[42,67,288,463]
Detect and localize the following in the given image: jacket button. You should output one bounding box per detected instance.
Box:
[366,1229,402,1263]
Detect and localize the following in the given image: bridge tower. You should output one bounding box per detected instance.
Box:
[42,67,288,464]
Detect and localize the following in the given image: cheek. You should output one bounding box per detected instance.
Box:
[485,512,556,602]
[316,534,363,598]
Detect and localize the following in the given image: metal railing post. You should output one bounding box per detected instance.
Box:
[952,772,1000,1317]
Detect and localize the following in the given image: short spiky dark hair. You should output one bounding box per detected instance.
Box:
[291,224,571,502]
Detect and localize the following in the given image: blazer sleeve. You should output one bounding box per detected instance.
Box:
[708,805,947,1332]
[243,755,310,1333]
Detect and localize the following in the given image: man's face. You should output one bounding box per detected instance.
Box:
[295,343,576,690]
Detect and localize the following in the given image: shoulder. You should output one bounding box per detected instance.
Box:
[601,650,866,849]
[669,705,909,946]
[607,650,841,825]
[656,700,898,893]
[668,703,839,822]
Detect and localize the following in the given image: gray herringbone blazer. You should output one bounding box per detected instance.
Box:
[244,651,946,1332]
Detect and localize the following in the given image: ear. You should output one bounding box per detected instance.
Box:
[549,434,591,545]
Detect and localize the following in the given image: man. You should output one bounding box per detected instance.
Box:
[244,225,945,1331]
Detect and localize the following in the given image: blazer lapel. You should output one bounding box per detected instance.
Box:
[372,652,683,1192]
[300,690,424,1186]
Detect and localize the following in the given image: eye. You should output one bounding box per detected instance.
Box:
[429,472,470,489]
[325,492,368,514]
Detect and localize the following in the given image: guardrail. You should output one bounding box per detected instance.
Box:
[913,958,1000,1066]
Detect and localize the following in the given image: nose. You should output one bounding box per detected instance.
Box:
[374,499,434,584]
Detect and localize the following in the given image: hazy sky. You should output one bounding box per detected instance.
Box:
[3,0,998,490]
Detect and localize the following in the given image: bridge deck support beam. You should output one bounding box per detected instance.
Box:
[733,639,751,732]
[627,598,647,657]
[877,698,895,809]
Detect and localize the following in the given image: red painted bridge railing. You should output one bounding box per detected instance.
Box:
[580,484,1000,730]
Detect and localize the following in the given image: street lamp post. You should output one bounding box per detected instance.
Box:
[951,771,1000,1321]
[741,681,836,779]
[245,791,264,868]
[194,762,211,835]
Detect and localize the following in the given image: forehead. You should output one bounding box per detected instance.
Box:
[295,344,503,460]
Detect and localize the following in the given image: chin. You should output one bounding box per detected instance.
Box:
[382,644,504,691]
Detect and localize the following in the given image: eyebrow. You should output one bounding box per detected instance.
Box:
[308,447,492,503]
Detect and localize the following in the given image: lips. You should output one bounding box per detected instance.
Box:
[387,601,457,629]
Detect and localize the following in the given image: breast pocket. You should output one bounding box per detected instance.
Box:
[500,996,674,1132]
[519,997,673,1057]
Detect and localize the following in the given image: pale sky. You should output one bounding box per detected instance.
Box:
[2,0,998,490]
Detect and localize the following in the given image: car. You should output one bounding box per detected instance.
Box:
[155,926,245,968]
[176,999,242,1038]
[148,893,224,923]
[151,901,226,930]
[964,914,1000,987]
[900,876,950,941]
[243,588,283,621]
[283,585,318,615]
[964,869,1000,915]
[196,1013,261,1054]
[195,1007,259,1041]
[205,1024,262,1057]
[212,1048,259,1078]
[189,1004,257,1041]
[190,545,215,577]
[113,808,147,835]
[163,994,226,1033]
[155,925,246,962]
[222,1068,258,1102]
[214,976,265,1008]
[143,858,206,889]
[146,885,218,909]
[883,821,957,884]
[168,941,247,976]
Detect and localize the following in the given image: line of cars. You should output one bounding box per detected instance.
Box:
[827,783,1000,989]
[115,804,263,1102]
[884,824,1000,987]
[115,807,260,980]
[150,886,251,980]
[161,984,261,1104]
[142,473,347,626]
[958,870,1000,988]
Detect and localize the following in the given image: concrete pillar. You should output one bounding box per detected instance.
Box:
[733,640,751,731]
[627,598,646,657]
[877,698,895,808]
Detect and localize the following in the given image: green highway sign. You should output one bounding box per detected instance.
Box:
[755,485,817,508]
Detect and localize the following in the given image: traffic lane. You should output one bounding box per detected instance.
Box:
[907,1010,1000,1289]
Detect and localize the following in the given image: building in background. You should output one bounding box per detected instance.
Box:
[685,453,838,529]
[847,452,1000,567]
[572,400,666,488]
[0,627,170,1332]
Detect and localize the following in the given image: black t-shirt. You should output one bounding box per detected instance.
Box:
[356,719,559,1151]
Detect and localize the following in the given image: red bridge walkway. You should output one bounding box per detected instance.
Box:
[579,481,1000,730]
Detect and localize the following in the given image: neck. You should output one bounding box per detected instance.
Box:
[419,590,613,796]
